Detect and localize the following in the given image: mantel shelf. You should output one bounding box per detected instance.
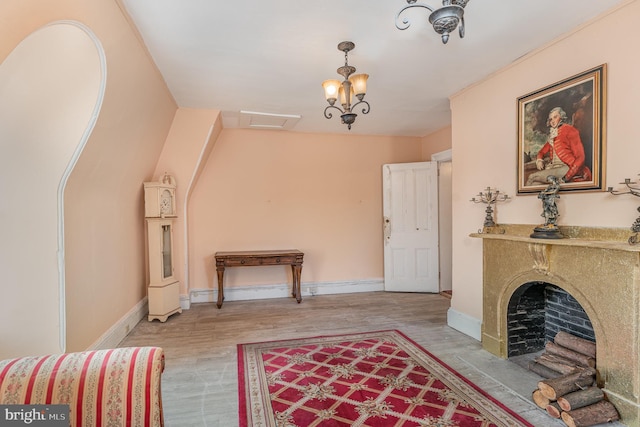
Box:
[469,224,640,253]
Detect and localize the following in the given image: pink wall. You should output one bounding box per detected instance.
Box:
[189,129,422,294]
[152,108,223,299]
[1,0,177,355]
[421,126,452,160]
[449,1,640,331]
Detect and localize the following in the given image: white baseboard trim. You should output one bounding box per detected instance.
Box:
[447,307,481,341]
[189,278,384,304]
[180,294,191,310]
[88,296,148,350]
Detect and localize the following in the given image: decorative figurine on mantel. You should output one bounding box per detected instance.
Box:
[470,187,510,233]
[531,175,564,239]
[608,175,640,245]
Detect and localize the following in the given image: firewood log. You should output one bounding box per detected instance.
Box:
[537,369,595,400]
[528,361,562,379]
[546,402,562,418]
[532,389,551,409]
[560,400,619,427]
[536,353,579,375]
[554,331,596,358]
[545,341,596,368]
[557,387,604,412]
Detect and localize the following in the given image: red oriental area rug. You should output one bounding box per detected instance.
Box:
[237,330,533,427]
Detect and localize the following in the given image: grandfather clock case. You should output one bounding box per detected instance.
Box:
[144,174,182,322]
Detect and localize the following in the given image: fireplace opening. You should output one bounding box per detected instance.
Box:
[507,282,595,358]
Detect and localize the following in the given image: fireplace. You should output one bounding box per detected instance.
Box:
[473,225,640,427]
[507,282,595,357]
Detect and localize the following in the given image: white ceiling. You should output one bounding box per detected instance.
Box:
[121,0,627,137]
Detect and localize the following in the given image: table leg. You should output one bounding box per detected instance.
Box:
[292,263,302,303]
[216,267,225,309]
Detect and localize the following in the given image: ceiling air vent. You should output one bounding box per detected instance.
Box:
[238,110,301,130]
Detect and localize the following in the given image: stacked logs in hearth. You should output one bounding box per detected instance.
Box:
[529,331,620,427]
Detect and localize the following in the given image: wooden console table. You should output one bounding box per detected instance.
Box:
[214,249,304,308]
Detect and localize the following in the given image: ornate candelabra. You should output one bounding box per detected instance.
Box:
[608,176,640,245]
[470,187,510,233]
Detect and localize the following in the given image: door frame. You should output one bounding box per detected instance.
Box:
[431,149,452,294]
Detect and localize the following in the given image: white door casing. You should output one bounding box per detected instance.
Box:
[436,160,452,293]
[382,162,439,292]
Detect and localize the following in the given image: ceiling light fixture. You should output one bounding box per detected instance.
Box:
[395,0,470,44]
[322,41,370,131]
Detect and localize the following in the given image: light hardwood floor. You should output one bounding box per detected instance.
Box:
[117,292,618,427]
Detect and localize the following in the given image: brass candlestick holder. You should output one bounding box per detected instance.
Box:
[608,176,640,245]
[470,187,510,233]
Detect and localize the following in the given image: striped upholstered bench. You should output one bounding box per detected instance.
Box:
[0,346,164,427]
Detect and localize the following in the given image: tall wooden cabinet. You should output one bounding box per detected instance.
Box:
[144,174,182,322]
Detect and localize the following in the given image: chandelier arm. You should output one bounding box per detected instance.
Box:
[324,104,345,120]
[395,3,435,30]
[459,16,465,38]
[351,100,370,115]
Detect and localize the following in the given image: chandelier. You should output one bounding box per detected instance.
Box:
[395,0,470,44]
[322,41,370,130]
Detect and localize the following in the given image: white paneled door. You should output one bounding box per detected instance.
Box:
[382,162,439,293]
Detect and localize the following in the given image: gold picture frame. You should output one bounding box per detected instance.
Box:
[517,64,606,194]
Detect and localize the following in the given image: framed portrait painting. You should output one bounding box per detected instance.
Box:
[517,64,606,194]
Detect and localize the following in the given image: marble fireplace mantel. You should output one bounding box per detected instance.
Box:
[471,224,640,427]
[471,224,640,252]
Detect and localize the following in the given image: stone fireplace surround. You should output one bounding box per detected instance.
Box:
[472,225,640,427]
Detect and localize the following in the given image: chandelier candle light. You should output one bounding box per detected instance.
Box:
[470,187,510,233]
[608,176,640,245]
[322,41,370,130]
[396,0,470,44]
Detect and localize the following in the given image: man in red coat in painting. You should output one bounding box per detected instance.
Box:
[526,107,592,186]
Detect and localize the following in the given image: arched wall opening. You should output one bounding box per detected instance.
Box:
[0,21,105,358]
